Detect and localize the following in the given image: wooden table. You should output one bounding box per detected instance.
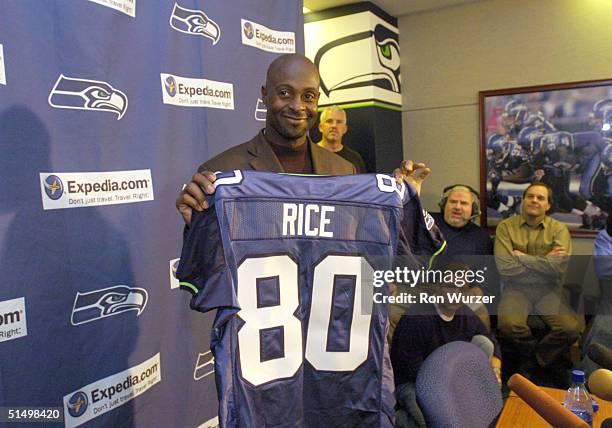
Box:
[497,386,611,427]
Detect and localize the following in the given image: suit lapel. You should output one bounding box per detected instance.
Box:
[246,132,284,172]
[311,141,332,174]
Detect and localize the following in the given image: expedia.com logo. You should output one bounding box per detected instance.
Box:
[63,354,160,426]
[44,175,64,200]
[39,170,154,211]
[240,19,295,54]
[165,76,177,97]
[243,21,254,39]
[159,73,235,110]
[40,174,150,200]
[48,75,128,120]
[67,391,88,418]
[71,285,148,326]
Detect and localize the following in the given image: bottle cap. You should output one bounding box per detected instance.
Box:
[571,370,586,383]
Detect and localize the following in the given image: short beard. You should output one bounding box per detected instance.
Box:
[445,216,468,228]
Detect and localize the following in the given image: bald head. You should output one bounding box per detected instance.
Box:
[265,54,320,88]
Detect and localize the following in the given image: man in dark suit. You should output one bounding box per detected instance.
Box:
[176,53,429,225]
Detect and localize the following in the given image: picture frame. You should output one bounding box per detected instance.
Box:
[479,79,612,236]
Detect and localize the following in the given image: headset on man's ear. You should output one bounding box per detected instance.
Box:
[438,184,481,219]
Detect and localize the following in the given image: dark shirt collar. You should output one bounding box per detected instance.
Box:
[262,130,313,174]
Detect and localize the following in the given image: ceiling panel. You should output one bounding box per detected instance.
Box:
[304,0,483,17]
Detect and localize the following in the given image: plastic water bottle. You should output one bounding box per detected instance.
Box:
[563,370,594,427]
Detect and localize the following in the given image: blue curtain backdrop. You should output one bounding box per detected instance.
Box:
[0,1,303,427]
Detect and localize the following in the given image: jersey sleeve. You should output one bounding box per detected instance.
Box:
[176,207,239,313]
[397,183,447,268]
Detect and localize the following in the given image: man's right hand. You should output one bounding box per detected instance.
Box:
[176,171,217,225]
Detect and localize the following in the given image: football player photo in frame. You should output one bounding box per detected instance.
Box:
[479,79,612,236]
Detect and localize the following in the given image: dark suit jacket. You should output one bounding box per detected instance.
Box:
[198,131,356,175]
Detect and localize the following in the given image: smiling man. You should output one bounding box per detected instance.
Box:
[494,182,582,387]
[176,54,430,225]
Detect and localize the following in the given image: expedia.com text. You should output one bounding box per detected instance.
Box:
[91,363,159,403]
[255,29,294,45]
[178,84,232,99]
[67,179,149,196]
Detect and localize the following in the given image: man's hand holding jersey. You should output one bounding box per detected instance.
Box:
[176,170,217,225]
[176,160,432,226]
[394,160,431,196]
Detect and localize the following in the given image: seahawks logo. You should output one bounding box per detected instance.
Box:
[169,2,220,45]
[314,24,401,101]
[48,75,128,120]
[193,351,215,380]
[254,98,266,121]
[71,285,148,326]
[423,209,435,231]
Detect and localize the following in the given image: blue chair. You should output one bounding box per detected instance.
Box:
[416,341,503,427]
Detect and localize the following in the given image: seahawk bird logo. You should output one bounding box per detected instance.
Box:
[193,350,215,380]
[314,24,401,98]
[169,2,220,45]
[48,75,128,120]
[71,285,148,326]
[254,98,266,121]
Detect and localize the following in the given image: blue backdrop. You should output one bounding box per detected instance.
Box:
[0,1,303,426]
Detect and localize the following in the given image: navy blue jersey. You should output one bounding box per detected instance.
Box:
[177,171,442,427]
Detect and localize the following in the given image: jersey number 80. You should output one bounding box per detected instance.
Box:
[237,255,375,386]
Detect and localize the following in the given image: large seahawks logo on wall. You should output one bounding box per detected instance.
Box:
[315,25,400,97]
[48,75,128,120]
[305,6,401,108]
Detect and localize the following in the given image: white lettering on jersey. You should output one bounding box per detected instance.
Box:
[282,203,335,237]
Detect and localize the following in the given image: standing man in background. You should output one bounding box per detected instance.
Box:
[317,106,367,173]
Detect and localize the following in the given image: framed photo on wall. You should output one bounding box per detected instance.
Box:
[479,79,612,236]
